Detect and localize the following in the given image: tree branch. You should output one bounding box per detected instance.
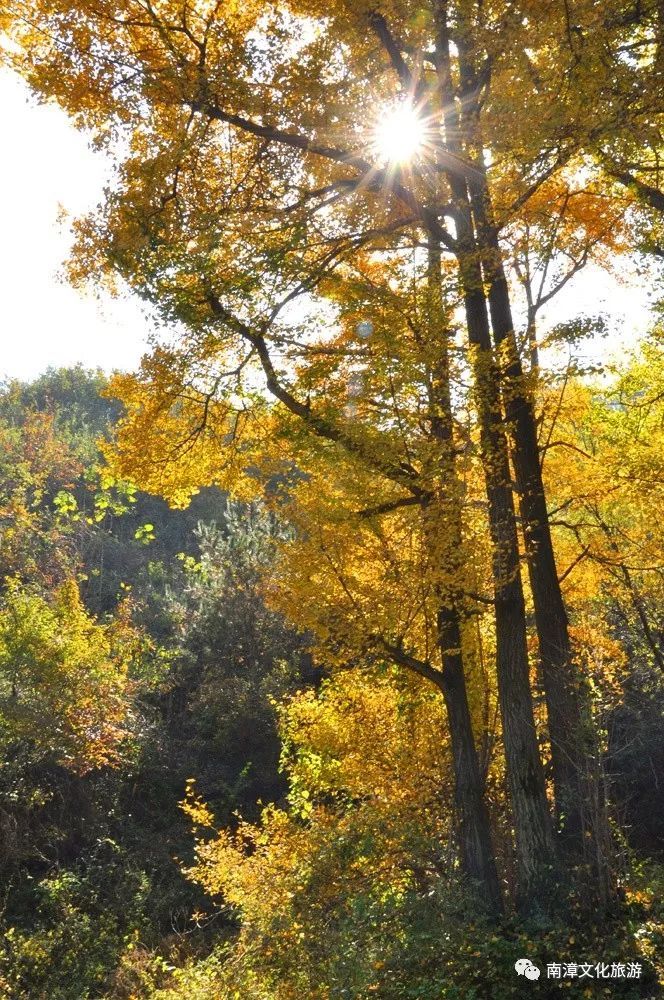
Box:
[206,292,427,497]
[367,11,414,90]
[558,545,591,584]
[375,636,444,687]
[606,164,664,213]
[191,97,459,250]
[356,495,423,519]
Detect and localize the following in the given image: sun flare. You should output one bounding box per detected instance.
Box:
[374,104,426,164]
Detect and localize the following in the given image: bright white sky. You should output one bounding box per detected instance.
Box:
[0,70,155,382]
[0,68,658,383]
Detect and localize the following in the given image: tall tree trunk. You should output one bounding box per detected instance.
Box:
[435,608,503,914]
[425,239,503,914]
[432,7,556,906]
[468,174,613,903]
[436,5,612,901]
[460,255,556,904]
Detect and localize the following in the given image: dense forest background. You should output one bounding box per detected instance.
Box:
[0,368,317,997]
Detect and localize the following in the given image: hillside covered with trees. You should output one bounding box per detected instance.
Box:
[1,1,664,997]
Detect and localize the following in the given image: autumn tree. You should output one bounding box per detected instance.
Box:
[0,580,138,773]
[542,336,664,677]
[0,407,82,587]
[180,668,463,999]
[6,0,658,907]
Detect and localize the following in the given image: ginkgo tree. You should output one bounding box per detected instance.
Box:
[4,0,659,910]
[542,336,664,676]
[107,237,510,911]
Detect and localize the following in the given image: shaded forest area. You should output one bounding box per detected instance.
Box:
[0,369,314,997]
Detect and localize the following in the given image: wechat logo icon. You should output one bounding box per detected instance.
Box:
[515,958,541,981]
